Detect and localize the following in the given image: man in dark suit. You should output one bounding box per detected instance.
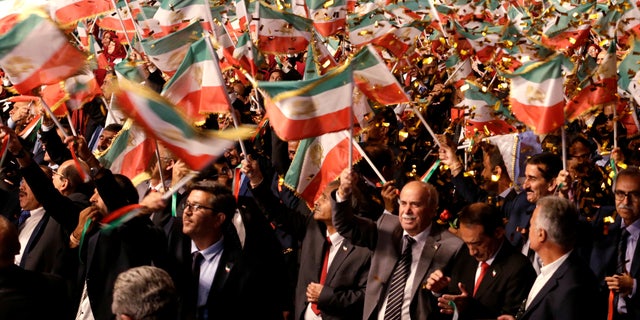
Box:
[333,169,464,320]
[0,215,71,320]
[242,155,372,320]
[177,180,285,320]
[591,167,640,320]
[498,196,603,320]
[426,203,536,319]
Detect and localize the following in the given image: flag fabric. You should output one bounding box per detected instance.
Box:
[540,1,593,52]
[351,45,410,106]
[457,80,516,137]
[234,0,251,32]
[257,3,313,54]
[347,9,395,48]
[41,69,102,116]
[304,33,338,79]
[97,0,137,37]
[619,37,640,97]
[565,42,617,121]
[307,0,347,37]
[76,21,90,48]
[114,78,239,170]
[258,63,353,141]
[141,21,203,76]
[284,130,362,208]
[232,32,259,76]
[50,0,113,26]
[162,37,230,123]
[0,12,87,94]
[506,55,565,134]
[96,118,155,186]
[153,0,210,35]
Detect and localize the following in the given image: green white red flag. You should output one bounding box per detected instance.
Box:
[457,80,516,137]
[153,0,211,36]
[351,45,410,106]
[258,63,353,141]
[306,0,347,37]
[257,3,312,54]
[162,37,231,123]
[565,41,617,121]
[114,78,240,170]
[49,0,113,26]
[0,11,87,94]
[96,118,155,186]
[284,130,362,208]
[140,20,203,76]
[506,55,566,134]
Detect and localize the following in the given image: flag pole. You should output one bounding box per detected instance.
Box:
[348,66,354,170]
[411,106,442,149]
[561,123,567,171]
[349,135,387,184]
[108,0,133,53]
[161,171,199,200]
[154,139,168,192]
[66,113,78,136]
[203,34,249,156]
[613,104,618,149]
[39,98,71,139]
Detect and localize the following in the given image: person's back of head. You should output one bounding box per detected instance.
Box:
[534,196,579,251]
[0,215,20,268]
[112,266,177,320]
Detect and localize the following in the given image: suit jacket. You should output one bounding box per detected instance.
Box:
[0,265,72,320]
[168,193,287,320]
[446,240,536,319]
[332,193,464,320]
[503,192,535,249]
[590,216,640,320]
[520,251,603,320]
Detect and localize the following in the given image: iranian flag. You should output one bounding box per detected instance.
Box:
[257,63,353,141]
[50,0,113,26]
[141,21,203,76]
[507,55,565,134]
[618,37,640,98]
[97,0,137,39]
[304,33,338,79]
[153,0,211,35]
[540,2,593,52]
[114,78,239,170]
[351,45,410,106]
[234,0,251,32]
[453,20,501,62]
[41,68,102,115]
[96,118,155,186]
[458,80,516,137]
[257,3,312,54]
[0,12,86,94]
[565,42,617,121]
[232,32,259,76]
[284,130,362,208]
[307,0,347,37]
[162,37,230,123]
[347,9,395,48]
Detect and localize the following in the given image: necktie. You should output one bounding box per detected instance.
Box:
[384,236,415,320]
[192,252,204,307]
[312,237,332,315]
[474,262,490,297]
[17,210,31,227]
[617,229,630,274]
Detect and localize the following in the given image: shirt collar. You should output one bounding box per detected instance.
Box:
[403,223,432,244]
[623,219,640,238]
[27,207,45,218]
[192,236,225,261]
[327,232,345,247]
[540,250,572,277]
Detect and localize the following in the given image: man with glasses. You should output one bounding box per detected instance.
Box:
[176,180,286,320]
[591,167,640,319]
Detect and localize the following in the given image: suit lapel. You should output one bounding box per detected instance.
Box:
[208,240,240,304]
[19,214,49,268]
[475,243,511,297]
[521,256,570,317]
[411,229,442,297]
[631,234,640,276]
[325,240,354,284]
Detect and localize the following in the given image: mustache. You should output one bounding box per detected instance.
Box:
[618,204,634,211]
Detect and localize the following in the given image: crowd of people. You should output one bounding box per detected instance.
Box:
[0,18,639,320]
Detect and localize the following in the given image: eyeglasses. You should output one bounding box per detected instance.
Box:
[182,202,214,213]
[614,190,640,202]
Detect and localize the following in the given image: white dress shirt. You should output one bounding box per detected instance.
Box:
[16,206,45,265]
[192,237,225,307]
[525,251,572,310]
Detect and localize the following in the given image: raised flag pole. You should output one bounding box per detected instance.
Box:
[411,106,442,149]
[202,34,249,157]
[161,171,199,200]
[154,139,168,192]
[561,124,567,171]
[613,104,618,149]
[39,98,71,139]
[65,113,78,136]
[348,67,354,170]
[108,0,134,54]
[349,135,387,184]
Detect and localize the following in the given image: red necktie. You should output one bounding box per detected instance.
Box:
[312,237,332,314]
[474,262,490,297]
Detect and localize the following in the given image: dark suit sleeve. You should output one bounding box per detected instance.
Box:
[250,177,309,240]
[20,160,79,232]
[451,173,488,204]
[331,190,378,250]
[316,253,370,315]
[39,128,72,165]
[498,259,536,316]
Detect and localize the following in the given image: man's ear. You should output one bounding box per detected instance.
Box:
[492,166,502,181]
[547,179,557,193]
[215,212,227,227]
[118,314,133,320]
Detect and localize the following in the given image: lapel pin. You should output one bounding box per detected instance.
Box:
[342,245,348,251]
[492,270,496,277]
[434,243,440,250]
[225,263,232,272]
